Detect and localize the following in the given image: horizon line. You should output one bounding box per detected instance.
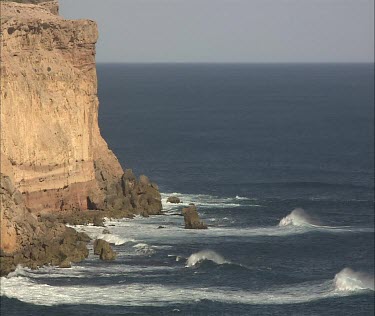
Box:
[96,61,374,65]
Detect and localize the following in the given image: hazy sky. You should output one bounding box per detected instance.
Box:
[60,0,374,63]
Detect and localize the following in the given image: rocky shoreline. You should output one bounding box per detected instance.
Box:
[0,0,208,277]
[0,168,163,276]
[0,0,165,276]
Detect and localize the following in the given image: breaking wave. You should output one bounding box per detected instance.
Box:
[2,266,373,307]
[161,192,251,211]
[279,208,318,227]
[186,250,227,267]
[95,234,132,246]
[277,209,372,234]
[133,243,156,255]
[235,195,250,200]
[66,224,136,246]
[334,268,374,291]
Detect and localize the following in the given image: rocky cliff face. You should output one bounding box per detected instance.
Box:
[0,0,162,273]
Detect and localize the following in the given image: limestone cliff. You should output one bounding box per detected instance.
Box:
[0,0,162,272]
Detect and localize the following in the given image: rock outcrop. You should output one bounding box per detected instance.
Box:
[182,205,207,229]
[0,174,90,276]
[0,0,161,215]
[167,196,181,204]
[0,0,161,275]
[93,239,117,261]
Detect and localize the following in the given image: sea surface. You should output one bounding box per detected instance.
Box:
[1,63,374,315]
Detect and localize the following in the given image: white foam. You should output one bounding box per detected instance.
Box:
[161,192,241,211]
[277,208,373,234]
[279,208,317,227]
[95,234,133,245]
[334,268,374,291]
[66,224,135,245]
[96,214,374,249]
[186,250,227,267]
[1,267,368,307]
[235,195,249,200]
[133,243,155,255]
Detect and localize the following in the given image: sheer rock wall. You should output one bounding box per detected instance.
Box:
[0,1,162,264]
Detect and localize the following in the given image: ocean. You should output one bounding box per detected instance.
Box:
[1,63,374,315]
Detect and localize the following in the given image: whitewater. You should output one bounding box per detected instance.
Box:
[1,63,374,316]
[1,193,374,314]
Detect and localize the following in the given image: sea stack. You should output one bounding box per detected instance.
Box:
[0,0,161,275]
[182,205,207,229]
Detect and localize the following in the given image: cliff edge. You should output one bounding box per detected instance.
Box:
[0,0,162,275]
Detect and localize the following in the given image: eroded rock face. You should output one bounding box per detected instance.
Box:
[0,174,90,276]
[0,1,161,275]
[93,239,117,261]
[182,205,208,229]
[167,196,181,204]
[0,1,162,214]
[1,1,110,213]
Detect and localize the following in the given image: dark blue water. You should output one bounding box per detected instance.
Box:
[1,64,374,315]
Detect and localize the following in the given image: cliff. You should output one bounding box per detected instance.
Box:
[0,0,162,274]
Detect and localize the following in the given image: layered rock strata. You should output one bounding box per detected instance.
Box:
[0,174,90,276]
[0,0,162,275]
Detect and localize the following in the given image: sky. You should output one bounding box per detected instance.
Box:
[60,0,374,63]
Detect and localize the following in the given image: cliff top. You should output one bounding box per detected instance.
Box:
[0,0,59,23]
[0,0,52,3]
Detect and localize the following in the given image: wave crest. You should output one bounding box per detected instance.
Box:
[334,268,374,291]
[186,250,227,267]
[95,234,133,245]
[278,208,316,227]
[133,243,155,255]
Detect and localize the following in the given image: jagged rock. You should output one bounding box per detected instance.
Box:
[93,239,116,261]
[77,232,91,243]
[182,205,207,229]
[93,239,106,255]
[139,175,150,186]
[100,246,117,261]
[59,259,71,268]
[102,228,111,234]
[0,1,128,214]
[167,196,181,204]
[92,215,104,227]
[121,170,162,216]
[0,0,162,276]
[0,174,90,276]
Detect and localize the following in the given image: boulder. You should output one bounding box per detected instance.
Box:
[100,246,117,261]
[59,259,71,268]
[93,215,104,227]
[182,205,207,229]
[93,239,106,255]
[0,173,91,276]
[93,239,117,260]
[167,196,181,204]
[120,170,163,216]
[139,175,150,186]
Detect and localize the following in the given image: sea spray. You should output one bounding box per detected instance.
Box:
[95,234,132,245]
[334,268,374,291]
[186,250,227,267]
[133,243,155,255]
[279,208,317,227]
